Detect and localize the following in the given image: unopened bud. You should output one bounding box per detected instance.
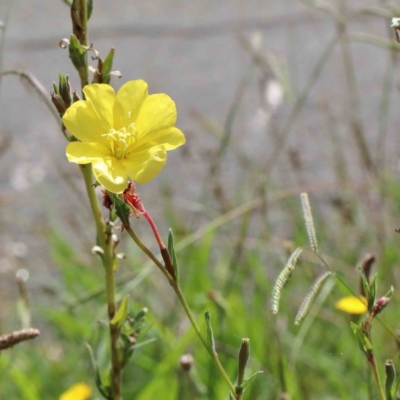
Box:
[385,359,396,396]
[51,93,67,115]
[179,354,194,372]
[372,296,391,317]
[72,90,81,103]
[58,73,71,108]
[237,338,250,386]
[102,190,113,210]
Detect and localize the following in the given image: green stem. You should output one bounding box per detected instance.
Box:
[365,326,385,400]
[74,2,121,398]
[80,166,121,400]
[124,225,238,398]
[77,0,89,87]
[370,357,385,400]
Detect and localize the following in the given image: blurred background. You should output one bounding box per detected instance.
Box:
[1,0,400,399]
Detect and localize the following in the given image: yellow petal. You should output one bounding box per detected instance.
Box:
[135,127,186,152]
[62,101,109,146]
[113,80,148,130]
[92,157,128,193]
[59,383,92,400]
[123,146,167,183]
[335,296,367,314]
[136,94,177,140]
[66,142,111,164]
[83,84,116,133]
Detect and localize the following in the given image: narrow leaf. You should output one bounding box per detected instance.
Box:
[102,48,115,82]
[385,286,395,300]
[85,343,112,399]
[295,271,333,325]
[110,295,129,329]
[300,193,318,252]
[168,228,179,284]
[368,274,377,311]
[204,311,215,352]
[350,322,373,354]
[359,267,371,306]
[87,0,93,20]
[111,193,130,227]
[239,370,264,390]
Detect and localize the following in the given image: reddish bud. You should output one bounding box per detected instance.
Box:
[123,181,145,217]
[372,296,391,317]
[101,190,113,210]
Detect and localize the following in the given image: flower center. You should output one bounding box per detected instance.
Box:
[102,123,138,159]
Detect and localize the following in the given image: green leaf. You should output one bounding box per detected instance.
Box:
[204,311,215,352]
[391,374,400,398]
[102,48,115,83]
[239,370,264,390]
[111,295,129,329]
[58,73,71,108]
[368,274,377,311]
[69,34,85,69]
[87,0,93,20]
[168,229,179,284]
[85,343,112,399]
[359,267,370,305]
[385,286,395,300]
[52,81,60,96]
[350,322,373,355]
[111,193,130,226]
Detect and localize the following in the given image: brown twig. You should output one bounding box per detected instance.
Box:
[0,328,40,350]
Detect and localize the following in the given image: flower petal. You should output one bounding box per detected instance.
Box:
[123,146,167,183]
[134,127,186,152]
[335,296,367,315]
[92,157,128,193]
[66,142,111,164]
[83,84,116,132]
[63,101,109,146]
[135,94,177,140]
[59,383,92,400]
[114,80,148,130]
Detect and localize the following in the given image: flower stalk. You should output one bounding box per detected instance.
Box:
[123,222,238,398]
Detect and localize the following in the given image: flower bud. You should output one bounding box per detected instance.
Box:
[58,73,72,108]
[51,92,67,115]
[179,354,194,372]
[372,296,391,317]
[237,338,250,386]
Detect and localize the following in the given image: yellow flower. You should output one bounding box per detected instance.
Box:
[59,383,92,400]
[335,295,367,315]
[63,80,186,193]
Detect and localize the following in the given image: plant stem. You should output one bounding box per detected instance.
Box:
[80,165,121,399]
[74,1,121,397]
[77,0,89,87]
[370,357,385,400]
[124,225,238,398]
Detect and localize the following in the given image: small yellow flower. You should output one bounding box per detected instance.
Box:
[63,80,186,193]
[335,295,367,315]
[59,383,92,400]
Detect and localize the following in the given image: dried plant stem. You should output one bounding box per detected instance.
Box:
[124,224,238,399]
[0,328,40,350]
